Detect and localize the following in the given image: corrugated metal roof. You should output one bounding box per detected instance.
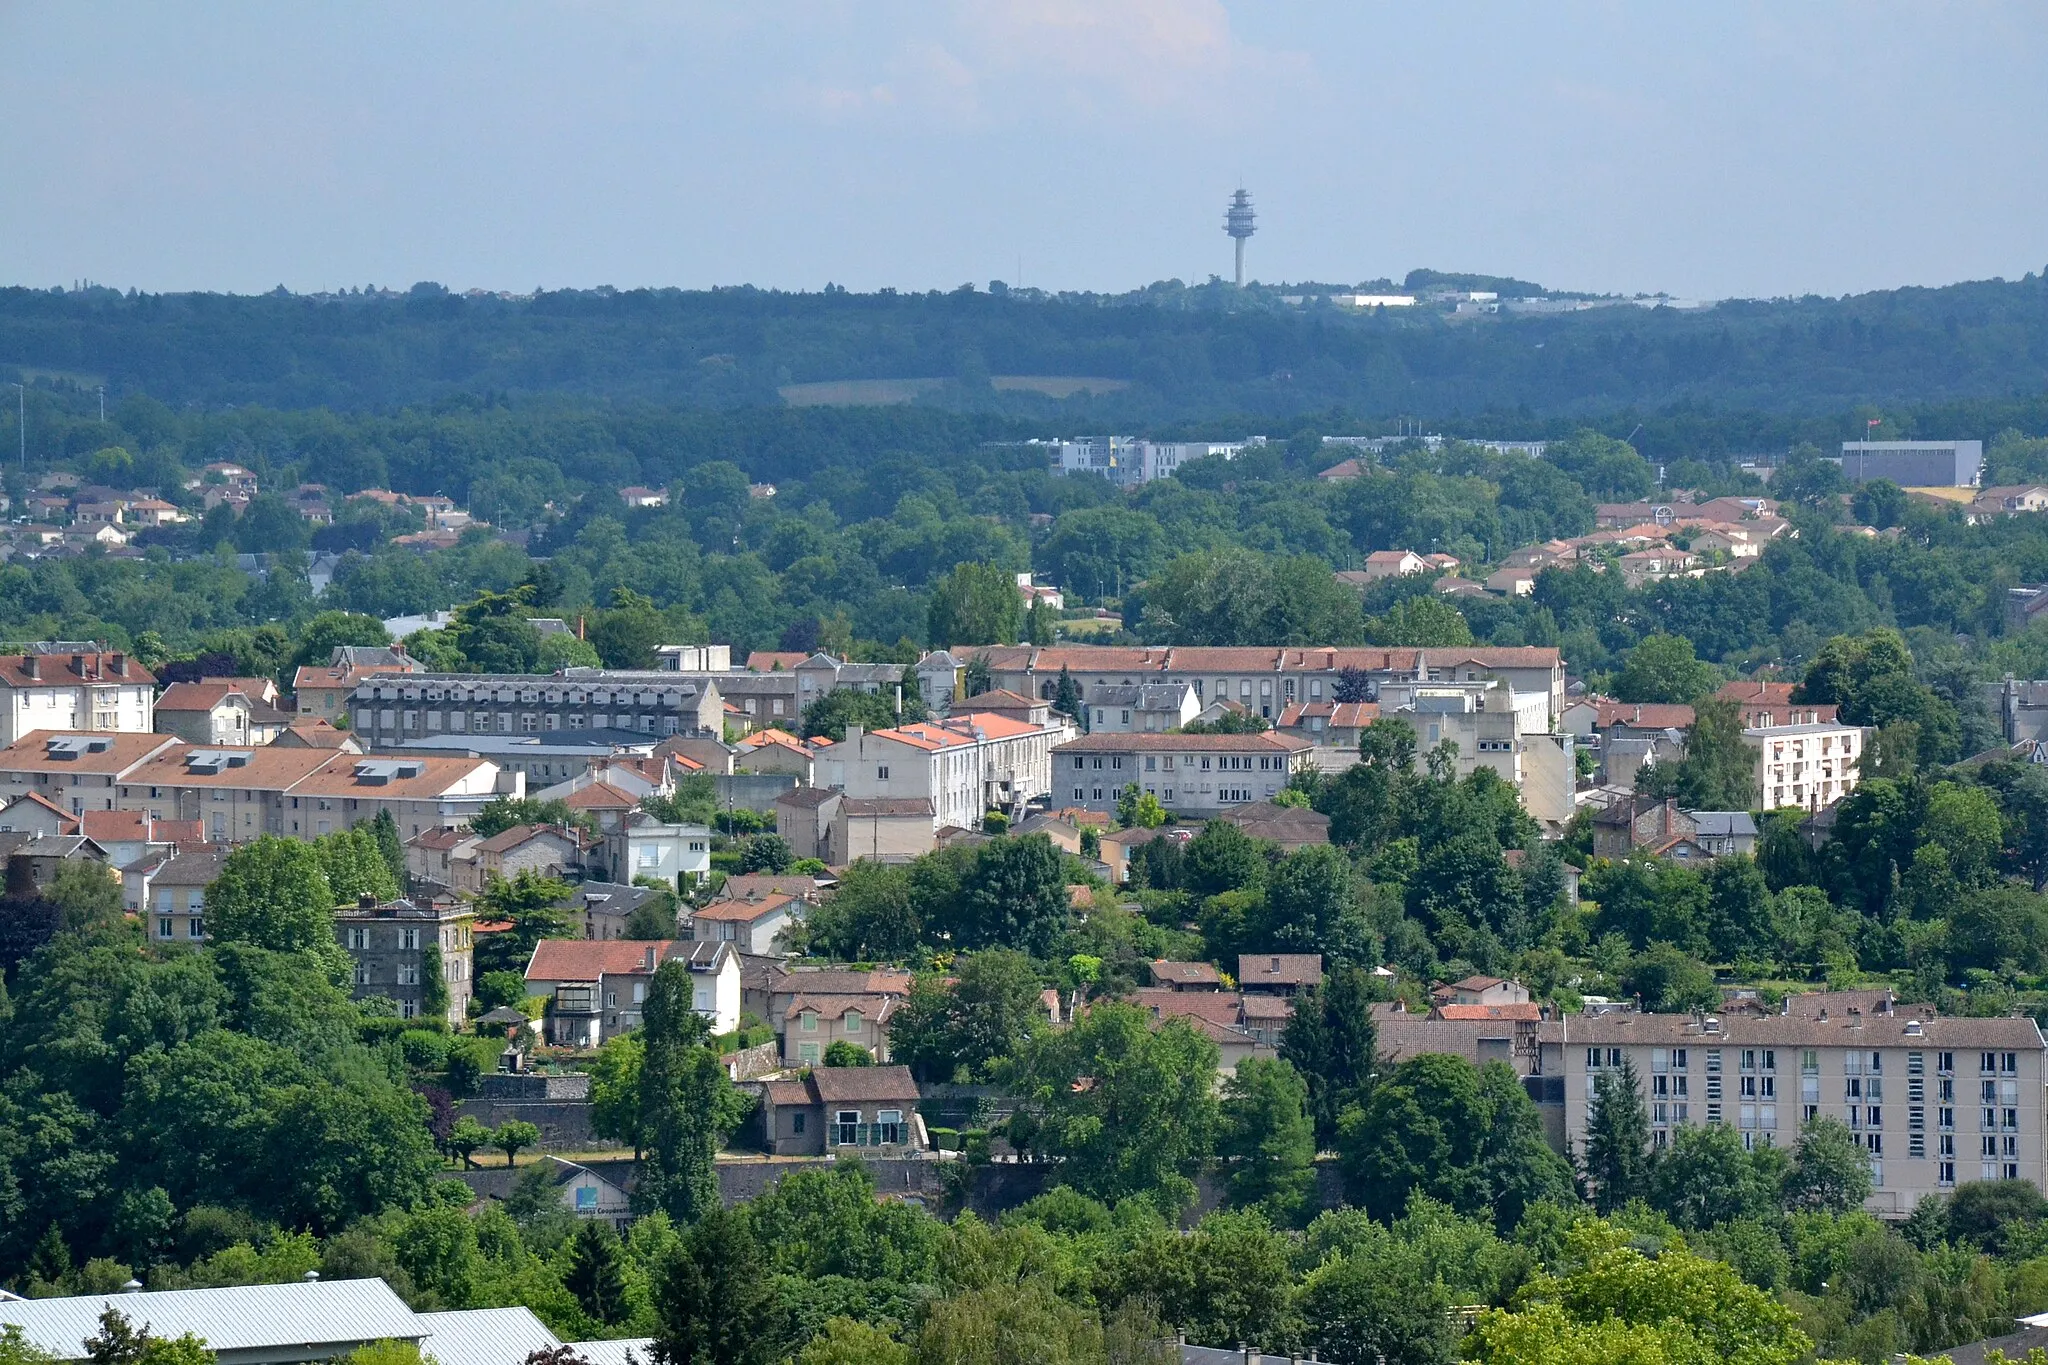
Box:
[418,1308,561,1365]
[566,1339,656,1365]
[0,1279,423,1360]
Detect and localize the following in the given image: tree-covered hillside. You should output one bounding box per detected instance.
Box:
[5,269,2047,419]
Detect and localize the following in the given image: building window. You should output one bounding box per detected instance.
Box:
[188,917,204,939]
[876,766,889,780]
[798,1042,819,1064]
[835,1110,861,1146]
[877,1109,904,1144]
[801,1011,817,1032]
[791,1112,805,1134]
[348,927,369,950]
[157,916,173,939]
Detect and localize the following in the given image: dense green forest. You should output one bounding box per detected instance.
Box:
[5,269,2048,419]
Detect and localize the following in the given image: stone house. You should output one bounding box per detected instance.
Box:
[759,1064,925,1157]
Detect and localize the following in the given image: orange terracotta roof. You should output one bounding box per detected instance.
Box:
[525,938,686,980]
[692,892,800,923]
[560,781,638,810]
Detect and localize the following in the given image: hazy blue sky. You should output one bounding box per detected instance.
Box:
[4,2,2044,300]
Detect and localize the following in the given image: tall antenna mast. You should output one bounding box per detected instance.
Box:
[1224,188,1257,288]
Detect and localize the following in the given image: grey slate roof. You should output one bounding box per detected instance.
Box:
[1686,810,1758,838]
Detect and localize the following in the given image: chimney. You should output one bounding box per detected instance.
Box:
[109,652,127,677]
[359,892,376,908]
[644,946,657,971]
[21,653,37,680]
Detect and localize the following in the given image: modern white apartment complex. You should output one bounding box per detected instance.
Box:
[0,648,156,745]
[1046,437,1254,488]
[815,711,1070,831]
[933,644,1566,727]
[1742,721,1867,811]
[1538,1004,2048,1216]
[1050,731,1314,818]
[1391,682,1575,825]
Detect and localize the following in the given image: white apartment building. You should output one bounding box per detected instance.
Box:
[1051,732,1314,818]
[0,649,156,745]
[1048,437,1253,488]
[1540,1006,2048,1216]
[941,645,1567,728]
[1393,683,1576,825]
[1742,721,1867,811]
[816,711,1067,831]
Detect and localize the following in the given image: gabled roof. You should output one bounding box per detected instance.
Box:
[717,874,824,903]
[693,892,800,923]
[1149,959,1223,987]
[808,1063,921,1104]
[474,822,587,856]
[1238,953,1323,988]
[525,938,686,981]
[1434,1003,1541,1021]
[148,844,229,886]
[960,688,1043,710]
[0,651,156,689]
[786,992,896,1021]
[78,810,202,845]
[561,781,639,811]
[155,681,254,712]
[841,796,935,817]
[776,785,842,810]
[3,790,79,832]
[0,1279,425,1359]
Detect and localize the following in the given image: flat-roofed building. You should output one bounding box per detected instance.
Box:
[1837,439,1984,488]
[1743,720,1867,812]
[336,894,476,1025]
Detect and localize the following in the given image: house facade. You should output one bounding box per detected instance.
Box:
[759,1065,925,1157]
[0,649,156,745]
[1539,1006,2047,1215]
[1051,732,1313,818]
[1743,721,1867,811]
[336,895,476,1025]
[347,670,724,748]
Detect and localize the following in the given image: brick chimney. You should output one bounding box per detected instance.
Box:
[644,945,658,971]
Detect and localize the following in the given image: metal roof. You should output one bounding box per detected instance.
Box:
[567,1341,655,1365]
[0,1279,423,1362]
[417,1308,562,1365]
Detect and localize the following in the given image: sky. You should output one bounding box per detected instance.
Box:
[3,1,2045,301]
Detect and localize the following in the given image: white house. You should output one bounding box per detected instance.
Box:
[817,711,1066,831]
[0,649,157,745]
[605,812,711,888]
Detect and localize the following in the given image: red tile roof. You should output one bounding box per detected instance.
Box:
[1433,1003,1541,1022]
[0,651,155,688]
[525,938,685,981]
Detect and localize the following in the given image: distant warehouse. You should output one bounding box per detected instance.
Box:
[1835,439,1982,488]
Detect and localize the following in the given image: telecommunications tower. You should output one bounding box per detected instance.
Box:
[1224,188,1256,287]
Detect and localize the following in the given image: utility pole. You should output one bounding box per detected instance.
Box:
[98,385,106,423]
